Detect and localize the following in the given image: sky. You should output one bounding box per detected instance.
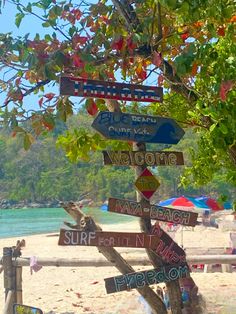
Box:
[0,0,158,114]
[0,1,58,113]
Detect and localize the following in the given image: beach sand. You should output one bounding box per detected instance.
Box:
[1,219,236,314]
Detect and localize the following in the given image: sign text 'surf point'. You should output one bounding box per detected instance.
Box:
[92,111,185,144]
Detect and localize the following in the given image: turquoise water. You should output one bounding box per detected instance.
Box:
[0,207,137,238]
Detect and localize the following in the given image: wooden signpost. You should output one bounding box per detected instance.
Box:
[58,229,160,249]
[60,76,163,102]
[134,168,160,200]
[151,223,186,264]
[104,263,190,294]
[102,151,184,166]
[91,111,185,144]
[108,198,198,227]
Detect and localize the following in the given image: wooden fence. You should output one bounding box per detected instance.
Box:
[1,247,236,314]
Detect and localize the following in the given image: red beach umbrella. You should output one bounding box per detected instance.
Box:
[196,196,224,211]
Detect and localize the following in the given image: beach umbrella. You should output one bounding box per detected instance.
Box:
[196,196,224,211]
[223,201,232,210]
[100,200,108,211]
[159,196,210,213]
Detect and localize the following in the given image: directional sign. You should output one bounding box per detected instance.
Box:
[13,304,43,314]
[152,223,186,264]
[102,151,184,166]
[108,198,198,226]
[60,76,163,102]
[91,111,185,144]
[104,263,190,294]
[135,168,160,200]
[58,229,160,249]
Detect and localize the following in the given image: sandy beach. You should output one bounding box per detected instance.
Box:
[1,219,236,314]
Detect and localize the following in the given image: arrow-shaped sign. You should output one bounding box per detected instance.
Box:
[92,111,185,144]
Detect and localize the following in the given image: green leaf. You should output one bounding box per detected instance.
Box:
[15,13,25,28]
[23,133,34,150]
[219,123,228,135]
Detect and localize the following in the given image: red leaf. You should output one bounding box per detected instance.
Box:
[152,51,162,67]
[86,99,98,116]
[136,64,147,80]
[44,93,55,100]
[191,62,198,76]
[127,37,136,51]
[219,80,234,101]
[75,292,82,298]
[72,54,84,68]
[111,37,124,51]
[72,35,88,46]
[15,77,21,85]
[158,74,164,86]
[91,281,99,285]
[71,9,82,20]
[181,33,189,41]
[217,27,225,37]
[39,97,44,107]
[72,303,80,307]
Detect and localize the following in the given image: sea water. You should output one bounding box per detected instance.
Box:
[0,207,137,239]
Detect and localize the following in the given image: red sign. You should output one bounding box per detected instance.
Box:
[135,168,160,200]
[60,76,163,102]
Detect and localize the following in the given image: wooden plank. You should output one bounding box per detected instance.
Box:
[104,263,190,294]
[91,111,185,144]
[12,255,236,268]
[58,229,160,249]
[134,168,160,200]
[108,198,198,227]
[102,151,184,166]
[151,224,186,264]
[60,76,163,102]
[185,247,230,255]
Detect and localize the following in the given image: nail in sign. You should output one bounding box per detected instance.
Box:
[58,229,160,249]
[135,168,160,200]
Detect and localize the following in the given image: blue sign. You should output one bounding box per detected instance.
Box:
[92,111,185,144]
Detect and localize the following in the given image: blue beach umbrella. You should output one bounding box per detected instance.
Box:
[159,195,210,213]
[100,200,108,211]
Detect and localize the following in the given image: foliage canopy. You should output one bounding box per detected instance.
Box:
[0,0,235,188]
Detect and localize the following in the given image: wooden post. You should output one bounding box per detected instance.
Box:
[61,202,167,314]
[16,266,23,304]
[3,247,16,314]
[133,142,183,314]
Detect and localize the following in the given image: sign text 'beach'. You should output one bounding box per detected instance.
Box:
[60,76,163,102]
[92,111,185,144]
[58,229,160,249]
[108,198,198,227]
